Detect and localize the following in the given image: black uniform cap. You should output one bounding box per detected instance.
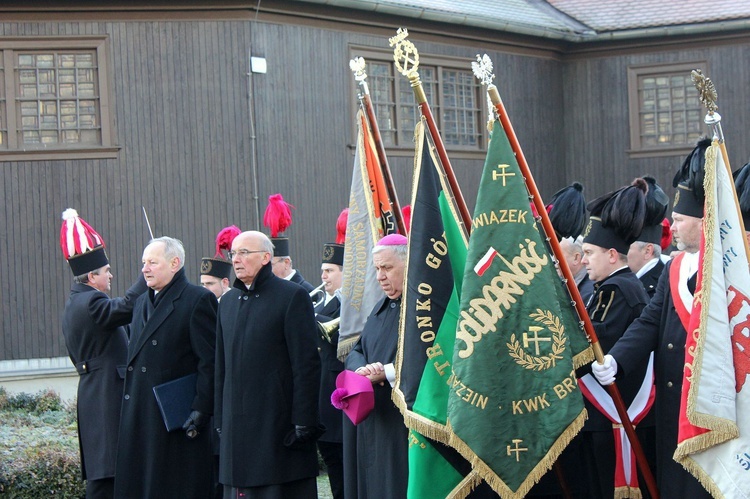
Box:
[672,137,711,218]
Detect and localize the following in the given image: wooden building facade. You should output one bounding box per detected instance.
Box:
[1,0,750,363]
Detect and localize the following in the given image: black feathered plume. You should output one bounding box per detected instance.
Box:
[547,181,587,239]
[734,162,750,221]
[588,178,648,245]
[642,176,669,226]
[672,137,711,202]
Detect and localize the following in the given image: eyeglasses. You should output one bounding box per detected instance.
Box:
[228,249,267,259]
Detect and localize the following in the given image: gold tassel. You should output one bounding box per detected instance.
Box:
[614,485,642,499]
[336,334,359,361]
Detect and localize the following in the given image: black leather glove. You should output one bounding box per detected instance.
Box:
[283,424,326,449]
[182,410,209,439]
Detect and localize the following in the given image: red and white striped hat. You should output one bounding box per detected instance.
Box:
[60,208,109,275]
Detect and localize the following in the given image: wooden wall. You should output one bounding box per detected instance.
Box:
[561,39,750,203]
[2,3,748,361]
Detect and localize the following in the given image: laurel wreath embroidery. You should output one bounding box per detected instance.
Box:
[507,309,567,371]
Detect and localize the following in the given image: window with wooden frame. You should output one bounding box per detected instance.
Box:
[0,37,117,161]
[353,48,485,155]
[627,62,707,157]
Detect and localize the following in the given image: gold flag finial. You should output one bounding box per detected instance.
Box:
[390,28,420,81]
[692,69,723,141]
[691,69,718,114]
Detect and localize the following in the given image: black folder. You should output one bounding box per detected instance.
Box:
[152,373,197,432]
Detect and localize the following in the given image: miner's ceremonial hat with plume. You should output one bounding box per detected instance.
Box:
[60,208,109,275]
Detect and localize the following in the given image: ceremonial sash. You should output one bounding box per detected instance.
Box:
[669,252,694,331]
[579,354,655,499]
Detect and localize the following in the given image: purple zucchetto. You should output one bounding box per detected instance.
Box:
[377,234,408,246]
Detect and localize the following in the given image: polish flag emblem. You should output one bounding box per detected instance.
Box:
[474,247,498,276]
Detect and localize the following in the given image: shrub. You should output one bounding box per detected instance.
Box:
[0,447,84,498]
[3,388,65,415]
[0,389,83,498]
[0,386,8,410]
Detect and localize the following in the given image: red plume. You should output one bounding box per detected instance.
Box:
[401,205,412,234]
[660,218,672,251]
[336,208,349,244]
[215,225,241,258]
[60,208,105,260]
[263,194,295,237]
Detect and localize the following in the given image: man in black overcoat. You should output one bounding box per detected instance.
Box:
[314,242,345,499]
[114,236,217,498]
[593,138,714,498]
[60,209,146,499]
[577,180,655,498]
[345,234,409,499]
[628,241,666,298]
[215,231,322,498]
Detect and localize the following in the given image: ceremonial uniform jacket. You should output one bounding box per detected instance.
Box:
[291,270,315,292]
[609,259,712,498]
[215,262,321,488]
[315,295,344,443]
[61,277,146,481]
[115,269,217,499]
[579,268,651,431]
[638,259,665,299]
[345,296,408,499]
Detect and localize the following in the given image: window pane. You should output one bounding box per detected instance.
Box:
[36,54,54,68]
[41,129,58,144]
[62,129,79,143]
[23,130,40,143]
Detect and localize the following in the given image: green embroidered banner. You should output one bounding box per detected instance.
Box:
[447,119,589,497]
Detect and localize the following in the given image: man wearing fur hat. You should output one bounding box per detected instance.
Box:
[577,179,655,498]
[627,177,671,299]
[592,138,714,498]
[60,209,147,498]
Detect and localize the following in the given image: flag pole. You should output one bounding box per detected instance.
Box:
[691,69,750,264]
[473,54,660,499]
[350,57,407,236]
[388,29,473,232]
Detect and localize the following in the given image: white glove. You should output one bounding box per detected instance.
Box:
[592,354,617,385]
